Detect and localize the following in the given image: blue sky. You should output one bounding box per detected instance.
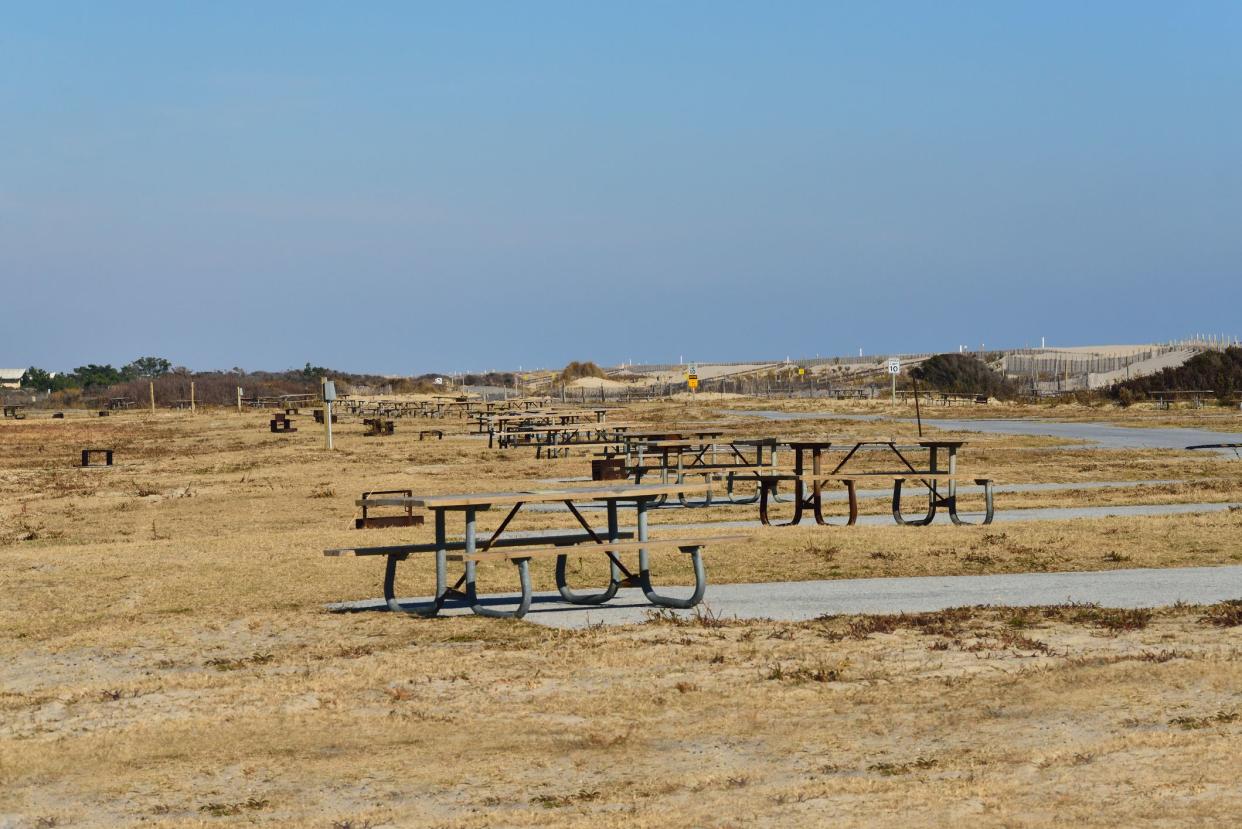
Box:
[2,2,1239,374]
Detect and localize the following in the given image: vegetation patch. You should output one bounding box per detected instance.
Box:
[909,353,1017,399]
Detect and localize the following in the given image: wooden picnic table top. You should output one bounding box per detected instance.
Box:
[481,408,610,421]
[358,482,711,509]
[620,429,728,440]
[496,421,638,433]
[783,438,968,449]
[630,437,776,449]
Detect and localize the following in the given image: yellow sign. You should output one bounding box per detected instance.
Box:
[688,377,699,390]
[797,367,806,375]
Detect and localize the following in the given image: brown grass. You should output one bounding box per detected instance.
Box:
[1,404,1240,826]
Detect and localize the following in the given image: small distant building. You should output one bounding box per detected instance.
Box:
[0,368,25,389]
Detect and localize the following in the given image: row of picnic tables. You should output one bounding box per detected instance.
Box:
[326,429,995,619]
[472,406,996,527]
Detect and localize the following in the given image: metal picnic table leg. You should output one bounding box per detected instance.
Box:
[891,479,937,526]
[465,506,534,619]
[813,479,858,526]
[949,478,996,525]
[382,509,449,617]
[769,442,793,503]
[757,475,803,526]
[556,500,623,604]
[677,450,713,508]
[637,498,707,609]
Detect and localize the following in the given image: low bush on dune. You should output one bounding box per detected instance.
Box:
[560,361,606,382]
[909,353,1018,400]
[1108,346,1242,405]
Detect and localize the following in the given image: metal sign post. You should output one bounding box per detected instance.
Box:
[322,379,336,450]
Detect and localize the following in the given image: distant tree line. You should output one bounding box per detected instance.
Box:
[14,358,468,406]
[21,357,174,391]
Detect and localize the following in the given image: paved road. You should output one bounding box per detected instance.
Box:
[332,565,1242,629]
[529,500,1239,526]
[731,410,1242,451]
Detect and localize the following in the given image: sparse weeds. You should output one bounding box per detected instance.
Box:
[531,789,601,808]
[868,757,936,776]
[199,797,270,816]
[842,608,972,639]
[1199,599,1242,628]
[573,727,636,750]
[645,604,733,628]
[1169,710,1238,730]
[1075,607,1153,633]
[765,660,847,683]
[204,652,274,671]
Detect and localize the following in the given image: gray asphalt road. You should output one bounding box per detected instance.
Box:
[730,410,1242,451]
[331,565,1242,629]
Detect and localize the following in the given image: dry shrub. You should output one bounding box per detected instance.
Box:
[1199,600,1242,628]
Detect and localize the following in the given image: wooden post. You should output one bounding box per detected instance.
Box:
[149,381,155,414]
[190,381,196,414]
[236,386,242,414]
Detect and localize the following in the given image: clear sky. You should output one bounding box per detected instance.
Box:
[2,2,1239,375]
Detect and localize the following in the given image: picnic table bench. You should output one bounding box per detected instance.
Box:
[621,438,780,507]
[494,424,633,456]
[419,429,445,440]
[363,418,395,436]
[1150,390,1213,409]
[270,413,297,433]
[2,404,25,420]
[355,489,424,528]
[80,448,115,467]
[324,482,747,619]
[477,408,611,438]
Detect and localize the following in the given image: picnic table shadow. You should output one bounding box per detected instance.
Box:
[328,589,664,617]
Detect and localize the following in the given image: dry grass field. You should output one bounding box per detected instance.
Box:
[2,401,1240,827]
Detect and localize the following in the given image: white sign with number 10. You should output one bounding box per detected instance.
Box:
[887,359,901,374]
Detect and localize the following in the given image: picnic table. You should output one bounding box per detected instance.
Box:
[606,430,728,462]
[625,438,779,507]
[477,408,611,438]
[492,422,636,455]
[1150,390,1213,409]
[2,404,25,420]
[325,482,744,619]
[750,438,994,527]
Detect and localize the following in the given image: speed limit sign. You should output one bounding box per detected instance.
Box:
[887,359,900,374]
